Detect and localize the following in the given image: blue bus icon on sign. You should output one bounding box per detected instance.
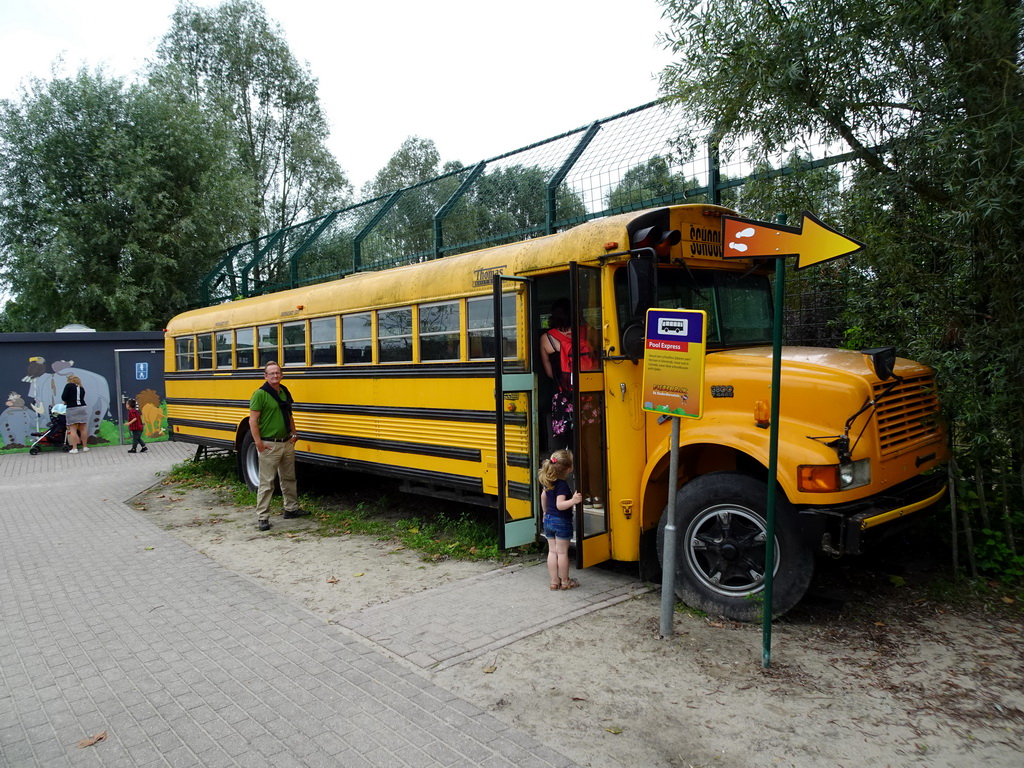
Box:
[135,362,149,381]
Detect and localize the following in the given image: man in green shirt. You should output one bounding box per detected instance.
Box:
[248,361,308,530]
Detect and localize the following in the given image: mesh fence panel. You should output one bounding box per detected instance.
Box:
[200,100,871,347]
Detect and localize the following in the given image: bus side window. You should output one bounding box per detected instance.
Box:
[467,294,515,360]
[258,324,278,367]
[420,301,460,362]
[235,328,255,368]
[311,317,338,365]
[342,312,372,364]
[467,296,491,359]
[282,321,306,366]
[378,307,412,363]
[175,336,195,371]
[215,330,232,369]
[197,333,214,370]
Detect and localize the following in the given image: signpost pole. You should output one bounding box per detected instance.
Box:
[719,209,862,667]
[761,216,787,668]
[659,415,681,637]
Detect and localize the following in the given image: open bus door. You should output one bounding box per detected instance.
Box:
[494,275,538,549]
[571,263,612,568]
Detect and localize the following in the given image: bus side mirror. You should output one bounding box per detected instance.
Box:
[627,253,657,319]
[624,254,657,362]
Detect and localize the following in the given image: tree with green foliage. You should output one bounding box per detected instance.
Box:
[361,136,448,201]
[357,137,459,265]
[606,156,700,211]
[358,140,590,265]
[740,152,848,347]
[474,164,586,238]
[0,69,252,331]
[151,0,351,241]
[657,0,1024,579]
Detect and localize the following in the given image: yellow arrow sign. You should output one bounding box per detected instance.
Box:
[721,211,864,269]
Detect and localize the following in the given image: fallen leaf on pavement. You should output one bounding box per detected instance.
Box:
[326,577,338,584]
[483,666,497,674]
[77,731,107,748]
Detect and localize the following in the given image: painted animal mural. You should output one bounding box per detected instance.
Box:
[1,392,36,448]
[23,357,110,438]
[133,389,167,438]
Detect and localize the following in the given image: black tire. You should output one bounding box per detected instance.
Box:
[657,472,814,621]
[29,447,40,455]
[237,431,260,492]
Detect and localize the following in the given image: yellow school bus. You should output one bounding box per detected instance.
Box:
[165,204,948,619]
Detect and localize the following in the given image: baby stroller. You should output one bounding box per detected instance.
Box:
[29,405,70,455]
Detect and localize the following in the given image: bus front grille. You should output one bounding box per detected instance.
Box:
[873,374,942,456]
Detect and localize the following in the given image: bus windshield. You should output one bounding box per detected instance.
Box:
[661,269,773,346]
[615,267,774,347]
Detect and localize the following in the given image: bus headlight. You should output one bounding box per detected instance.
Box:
[798,459,871,493]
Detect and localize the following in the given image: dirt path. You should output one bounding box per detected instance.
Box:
[132,481,1023,768]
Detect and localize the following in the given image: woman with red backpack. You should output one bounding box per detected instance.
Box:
[539,298,602,509]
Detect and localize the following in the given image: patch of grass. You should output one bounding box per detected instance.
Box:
[318,501,502,562]
[395,511,501,562]
[167,456,511,563]
[673,601,708,619]
[167,455,237,484]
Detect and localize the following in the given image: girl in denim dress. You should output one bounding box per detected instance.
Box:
[538,449,582,590]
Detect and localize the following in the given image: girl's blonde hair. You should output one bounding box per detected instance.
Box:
[537,449,574,490]
[66,375,81,385]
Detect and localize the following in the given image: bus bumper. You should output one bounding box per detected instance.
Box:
[801,472,948,556]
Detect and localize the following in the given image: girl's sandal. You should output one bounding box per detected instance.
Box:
[560,578,580,590]
[549,583,561,591]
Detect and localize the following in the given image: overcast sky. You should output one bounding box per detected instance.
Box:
[0,0,676,190]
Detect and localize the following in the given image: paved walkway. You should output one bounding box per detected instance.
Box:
[0,441,647,767]
[336,564,648,672]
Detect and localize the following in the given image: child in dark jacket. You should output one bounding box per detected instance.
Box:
[126,399,147,453]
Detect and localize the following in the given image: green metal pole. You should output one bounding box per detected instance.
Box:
[762,215,786,668]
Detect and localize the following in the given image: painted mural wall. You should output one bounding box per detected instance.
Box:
[0,331,166,451]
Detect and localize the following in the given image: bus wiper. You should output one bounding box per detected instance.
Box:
[671,257,707,301]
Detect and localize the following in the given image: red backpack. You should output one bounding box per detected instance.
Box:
[547,328,597,386]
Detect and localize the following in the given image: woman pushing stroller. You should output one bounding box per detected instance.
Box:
[62,375,89,454]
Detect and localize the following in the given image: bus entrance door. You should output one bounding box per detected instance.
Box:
[572,263,611,568]
[494,275,538,550]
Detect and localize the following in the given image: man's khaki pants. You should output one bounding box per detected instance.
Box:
[255,441,299,522]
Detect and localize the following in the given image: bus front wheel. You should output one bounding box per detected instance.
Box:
[657,472,814,622]
[237,431,260,492]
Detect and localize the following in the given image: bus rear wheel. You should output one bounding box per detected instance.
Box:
[237,431,260,492]
[657,472,813,622]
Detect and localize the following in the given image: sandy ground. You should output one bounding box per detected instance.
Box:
[130,479,1024,768]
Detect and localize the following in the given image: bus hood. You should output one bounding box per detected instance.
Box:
[704,345,944,464]
[709,345,935,380]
